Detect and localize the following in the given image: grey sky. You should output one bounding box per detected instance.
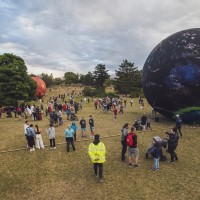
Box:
[0,0,200,77]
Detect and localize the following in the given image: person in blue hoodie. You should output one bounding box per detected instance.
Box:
[71,121,78,141]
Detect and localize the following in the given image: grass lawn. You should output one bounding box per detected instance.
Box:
[0,86,200,200]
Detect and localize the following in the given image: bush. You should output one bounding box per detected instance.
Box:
[129,88,144,98]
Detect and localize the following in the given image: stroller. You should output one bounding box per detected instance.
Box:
[70,112,78,121]
[146,136,167,161]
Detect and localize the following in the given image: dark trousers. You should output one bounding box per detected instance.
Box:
[177,127,182,137]
[169,146,178,162]
[66,137,75,152]
[121,140,127,161]
[27,136,35,148]
[74,132,76,141]
[50,138,56,148]
[94,163,103,179]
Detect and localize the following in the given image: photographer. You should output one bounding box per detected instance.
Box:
[165,127,179,163]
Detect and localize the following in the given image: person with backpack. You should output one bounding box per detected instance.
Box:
[175,114,183,137]
[26,124,36,152]
[127,127,140,167]
[165,127,179,163]
[88,134,106,183]
[121,123,129,162]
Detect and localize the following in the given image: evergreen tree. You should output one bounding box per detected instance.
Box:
[114,60,142,94]
[93,64,110,89]
[0,53,37,105]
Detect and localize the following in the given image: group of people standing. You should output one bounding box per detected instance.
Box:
[120,117,182,171]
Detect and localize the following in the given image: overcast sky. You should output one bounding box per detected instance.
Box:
[0,0,200,77]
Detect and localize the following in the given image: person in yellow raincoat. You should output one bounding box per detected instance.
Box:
[88,134,106,182]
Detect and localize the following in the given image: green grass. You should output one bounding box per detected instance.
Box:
[0,86,200,200]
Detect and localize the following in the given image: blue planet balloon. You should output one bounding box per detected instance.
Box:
[142,28,200,123]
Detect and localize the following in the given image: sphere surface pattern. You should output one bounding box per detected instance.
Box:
[142,28,200,122]
[31,77,46,98]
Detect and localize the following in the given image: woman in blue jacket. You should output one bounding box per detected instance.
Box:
[71,121,78,141]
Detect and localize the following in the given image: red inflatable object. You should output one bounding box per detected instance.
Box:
[31,77,46,98]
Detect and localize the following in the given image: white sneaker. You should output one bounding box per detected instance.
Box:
[53,147,56,149]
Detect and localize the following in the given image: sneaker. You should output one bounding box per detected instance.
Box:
[53,147,56,149]
[99,179,104,183]
[122,160,127,162]
[50,147,53,149]
[32,148,35,151]
[128,163,132,167]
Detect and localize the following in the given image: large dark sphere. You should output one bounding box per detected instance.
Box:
[142,28,200,123]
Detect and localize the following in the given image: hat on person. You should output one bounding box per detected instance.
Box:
[176,114,179,117]
[94,134,100,140]
[89,115,92,117]
[25,120,28,123]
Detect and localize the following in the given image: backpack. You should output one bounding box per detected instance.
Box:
[126,133,134,147]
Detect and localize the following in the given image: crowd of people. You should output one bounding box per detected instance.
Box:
[1,93,184,183]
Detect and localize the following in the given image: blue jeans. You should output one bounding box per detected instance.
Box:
[153,158,160,169]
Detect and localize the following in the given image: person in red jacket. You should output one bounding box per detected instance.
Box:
[113,107,118,121]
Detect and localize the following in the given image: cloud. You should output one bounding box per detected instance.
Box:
[0,0,200,77]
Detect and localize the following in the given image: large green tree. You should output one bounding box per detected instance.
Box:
[64,72,79,84]
[0,53,37,105]
[114,60,142,94]
[93,64,110,89]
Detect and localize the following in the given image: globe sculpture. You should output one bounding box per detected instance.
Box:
[31,77,46,98]
[142,28,200,123]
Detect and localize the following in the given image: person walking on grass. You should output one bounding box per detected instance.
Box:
[88,134,106,183]
[127,127,140,167]
[89,115,95,139]
[64,125,75,152]
[34,124,45,149]
[113,107,118,121]
[80,116,87,138]
[26,124,36,152]
[46,123,56,149]
[121,123,129,162]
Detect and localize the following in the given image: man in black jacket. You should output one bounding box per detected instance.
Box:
[166,127,179,162]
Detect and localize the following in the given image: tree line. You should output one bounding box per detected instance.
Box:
[37,60,142,96]
[0,53,143,105]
